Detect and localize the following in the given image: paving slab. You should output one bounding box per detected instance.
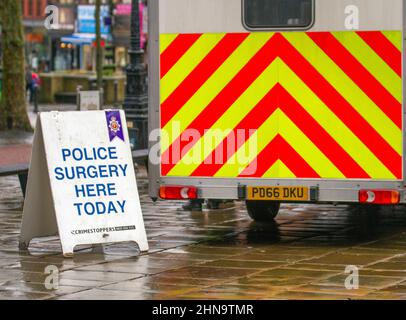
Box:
[2,128,406,299]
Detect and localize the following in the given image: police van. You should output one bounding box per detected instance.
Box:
[148,0,404,221]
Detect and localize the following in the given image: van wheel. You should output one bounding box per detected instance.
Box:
[246,201,280,222]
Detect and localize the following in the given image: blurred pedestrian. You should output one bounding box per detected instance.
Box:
[31,71,41,110]
[31,71,41,90]
[25,66,33,101]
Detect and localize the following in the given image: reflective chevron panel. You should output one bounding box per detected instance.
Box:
[159,31,403,180]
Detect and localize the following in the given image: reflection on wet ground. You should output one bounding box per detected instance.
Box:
[1,166,406,300]
[1,122,406,300]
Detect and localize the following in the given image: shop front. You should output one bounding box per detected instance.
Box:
[24,21,49,72]
[60,4,111,72]
[48,4,76,71]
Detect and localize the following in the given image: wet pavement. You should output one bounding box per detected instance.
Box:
[1,106,406,300]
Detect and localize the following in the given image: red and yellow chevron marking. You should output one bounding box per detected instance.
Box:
[159,31,403,180]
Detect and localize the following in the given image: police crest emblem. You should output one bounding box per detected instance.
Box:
[105,111,125,142]
[109,116,121,134]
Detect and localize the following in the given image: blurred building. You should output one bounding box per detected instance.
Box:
[47,0,77,71]
[20,0,148,73]
[22,0,50,72]
[22,0,76,72]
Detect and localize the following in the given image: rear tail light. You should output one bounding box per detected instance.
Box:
[359,190,400,205]
[159,186,198,200]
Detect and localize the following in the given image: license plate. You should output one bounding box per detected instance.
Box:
[247,186,309,201]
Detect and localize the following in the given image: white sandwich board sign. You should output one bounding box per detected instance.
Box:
[79,90,101,111]
[20,110,149,257]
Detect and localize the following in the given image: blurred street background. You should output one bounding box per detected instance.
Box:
[0,0,148,110]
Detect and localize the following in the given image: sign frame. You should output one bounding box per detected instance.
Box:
[19,110,149,257]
